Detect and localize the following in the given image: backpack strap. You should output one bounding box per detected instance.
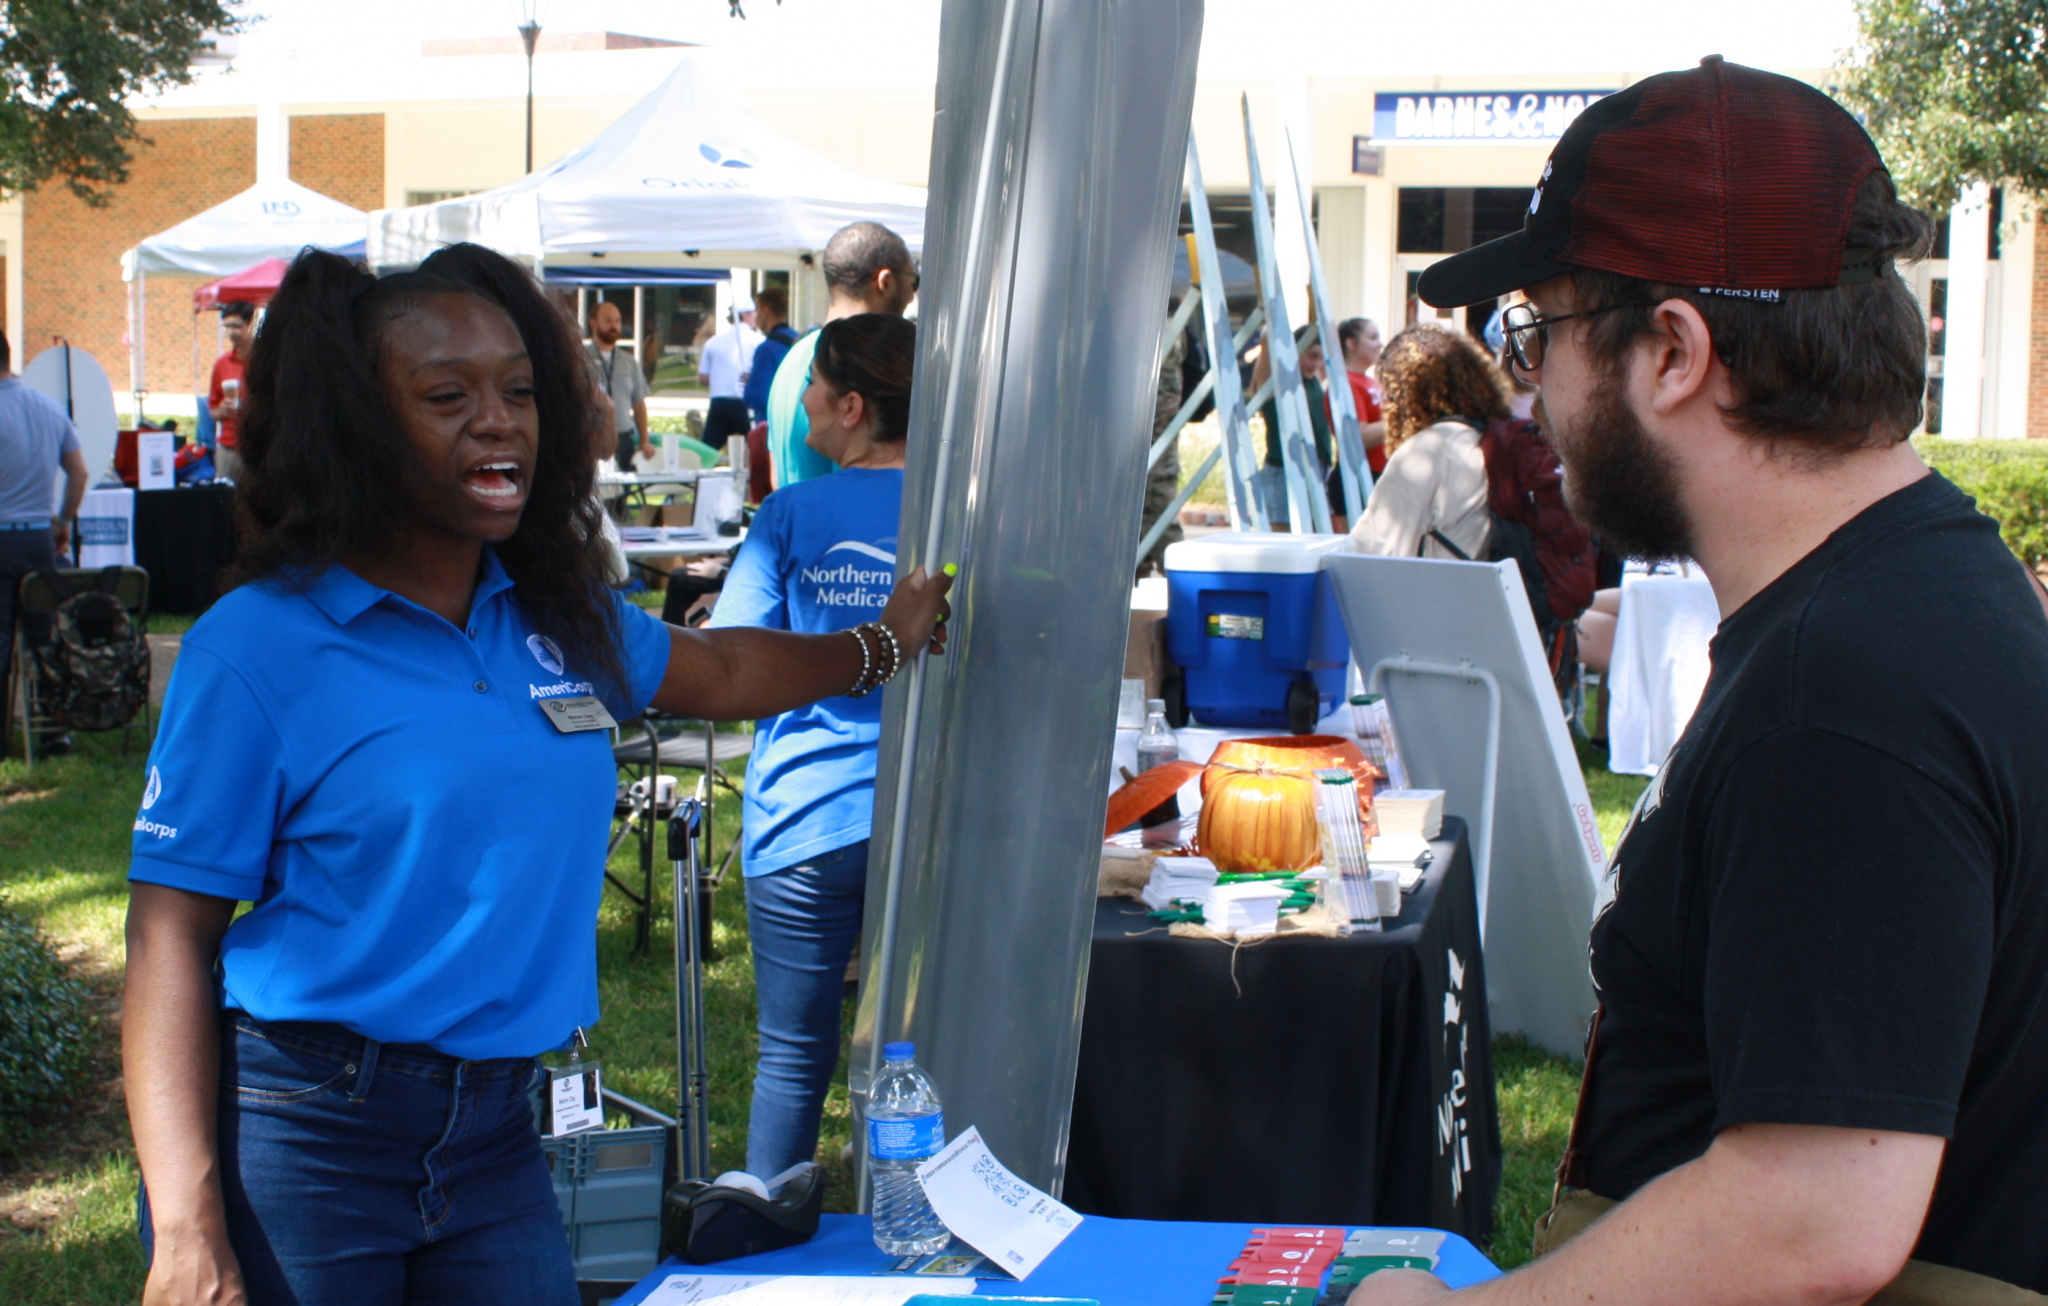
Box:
[1427,529,1473,561]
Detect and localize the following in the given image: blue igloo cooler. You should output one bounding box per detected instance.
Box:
[1162,532,1353,732]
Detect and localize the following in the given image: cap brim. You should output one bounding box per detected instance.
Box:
[1417,230,1575,308]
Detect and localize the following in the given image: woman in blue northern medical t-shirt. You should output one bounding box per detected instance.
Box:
[707,314,914,1179]
[121,251,949,1306]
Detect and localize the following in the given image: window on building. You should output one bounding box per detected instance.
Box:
[1397,187,1534,254]
[406,189,476,206]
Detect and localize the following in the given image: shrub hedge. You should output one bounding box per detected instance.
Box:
[0,904,99,1140]
[1916,437,2048,570]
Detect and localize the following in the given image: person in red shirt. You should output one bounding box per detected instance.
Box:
[207,301,256,480]
[1336,317,1389,475]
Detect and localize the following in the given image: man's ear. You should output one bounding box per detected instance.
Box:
[1642,297,1720,417]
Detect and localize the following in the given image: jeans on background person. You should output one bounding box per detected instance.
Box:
[140,1014,578,1306]
[744,840,869,1178]
[0,526,59,734]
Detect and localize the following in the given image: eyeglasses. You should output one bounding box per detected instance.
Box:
[1499,300,1657,373]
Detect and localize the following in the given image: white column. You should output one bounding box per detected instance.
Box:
[1273,74,1312,328]
[256,100,290,183]
[1993,206,2032,438]
[1943,182,1991,439]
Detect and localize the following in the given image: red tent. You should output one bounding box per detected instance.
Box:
[193,257,289,312]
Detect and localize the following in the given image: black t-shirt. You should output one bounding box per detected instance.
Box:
[1580,472,2048,1290]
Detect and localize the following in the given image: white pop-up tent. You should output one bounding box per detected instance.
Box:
[119,178,368,410]
[367,57,927,274]
[122,178,368,281]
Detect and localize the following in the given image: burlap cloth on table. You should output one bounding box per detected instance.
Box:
[1096,850,1342,942]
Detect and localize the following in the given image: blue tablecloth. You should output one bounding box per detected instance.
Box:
[613,1214,1499,1305]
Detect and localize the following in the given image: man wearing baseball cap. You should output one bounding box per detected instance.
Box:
[1358,58,2048,1305]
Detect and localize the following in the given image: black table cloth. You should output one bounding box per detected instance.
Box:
[1065,817,1500,1243]
[135,486,237,615]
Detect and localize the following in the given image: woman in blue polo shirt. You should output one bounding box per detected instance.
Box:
[121,248,948,1306]
[707,314,914,1181]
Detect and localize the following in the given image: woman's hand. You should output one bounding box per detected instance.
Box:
[880,565,954,659]
[142,1225,247,1306]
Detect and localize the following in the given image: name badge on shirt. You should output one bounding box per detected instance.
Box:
[539,695,618,733]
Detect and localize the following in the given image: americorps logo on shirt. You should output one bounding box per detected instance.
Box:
[134,766,177,839]
[527,634,566,676]
[802,541,895,611]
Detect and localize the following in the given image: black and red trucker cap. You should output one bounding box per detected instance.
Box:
[1417,56,1889,309]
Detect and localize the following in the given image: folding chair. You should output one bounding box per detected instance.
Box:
[606,713,752,955]
[11,566,152,769]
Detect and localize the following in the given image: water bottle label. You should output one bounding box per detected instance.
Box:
[868,1111,944,1161]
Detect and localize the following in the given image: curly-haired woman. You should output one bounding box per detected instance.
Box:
[1348,323,1509,559]
[121,245,949,1306]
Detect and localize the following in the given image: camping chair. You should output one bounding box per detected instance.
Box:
[606,713,751,955]
[11,566,152,770]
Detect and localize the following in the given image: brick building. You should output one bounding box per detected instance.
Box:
[8,113,383,403]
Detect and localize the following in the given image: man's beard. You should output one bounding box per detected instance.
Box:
[1537,370,1694,563]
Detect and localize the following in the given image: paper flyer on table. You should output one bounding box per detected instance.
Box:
[914,1126,1082,1279]
[638,1274,976,1306]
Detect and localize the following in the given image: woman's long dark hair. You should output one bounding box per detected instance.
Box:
[235,243,626,699]
[811,313,916,442]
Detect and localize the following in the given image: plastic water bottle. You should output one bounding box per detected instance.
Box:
[868,1042,950,1256]
[1135,698,1181,831]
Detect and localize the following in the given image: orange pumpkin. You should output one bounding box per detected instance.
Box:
[1196,760,1322,873]
[1206,735,1378,833]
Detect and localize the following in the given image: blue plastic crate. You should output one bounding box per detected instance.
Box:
[1163,533,1352,730]
[543,1123,669,1283]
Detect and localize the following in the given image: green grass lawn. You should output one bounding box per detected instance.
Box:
[0,636,1645,1297]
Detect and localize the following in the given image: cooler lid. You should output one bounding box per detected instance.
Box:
[1163,531,1352,575]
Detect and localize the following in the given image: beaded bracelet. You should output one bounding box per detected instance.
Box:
[872,620,904,685]
[846,623,877,697]
[844,621,906,698]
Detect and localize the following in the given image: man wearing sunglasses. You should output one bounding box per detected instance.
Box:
[1355,57,2048,1305]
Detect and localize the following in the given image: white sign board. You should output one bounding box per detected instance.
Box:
[76,487,135,569]
[22,344,120,492]
[137,431,176,491]
[1325,552,1604,1057]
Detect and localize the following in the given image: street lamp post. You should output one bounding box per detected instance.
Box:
[519,18,541,173]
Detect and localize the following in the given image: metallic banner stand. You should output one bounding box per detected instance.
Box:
[1241,97,1331,535]
[1285,129,1373,520]
[854,0,1205,1197]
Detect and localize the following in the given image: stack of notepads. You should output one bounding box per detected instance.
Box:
[1368,788,1444,891]
[1140,856,1220,912]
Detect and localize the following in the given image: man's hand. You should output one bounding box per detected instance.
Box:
[639,441,656,461]
[141,1223,247,1306]
[1349,1270,1451,1306]
[51,517,70,554]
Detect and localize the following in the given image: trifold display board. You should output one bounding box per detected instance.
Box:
[1325,553,1604,1057]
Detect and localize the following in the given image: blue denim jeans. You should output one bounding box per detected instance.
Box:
[744,841,868,1178]
[141,1014,578,1305]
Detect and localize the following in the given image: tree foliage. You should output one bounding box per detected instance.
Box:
[0,0,238,203]
[1842,0,2048,211]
